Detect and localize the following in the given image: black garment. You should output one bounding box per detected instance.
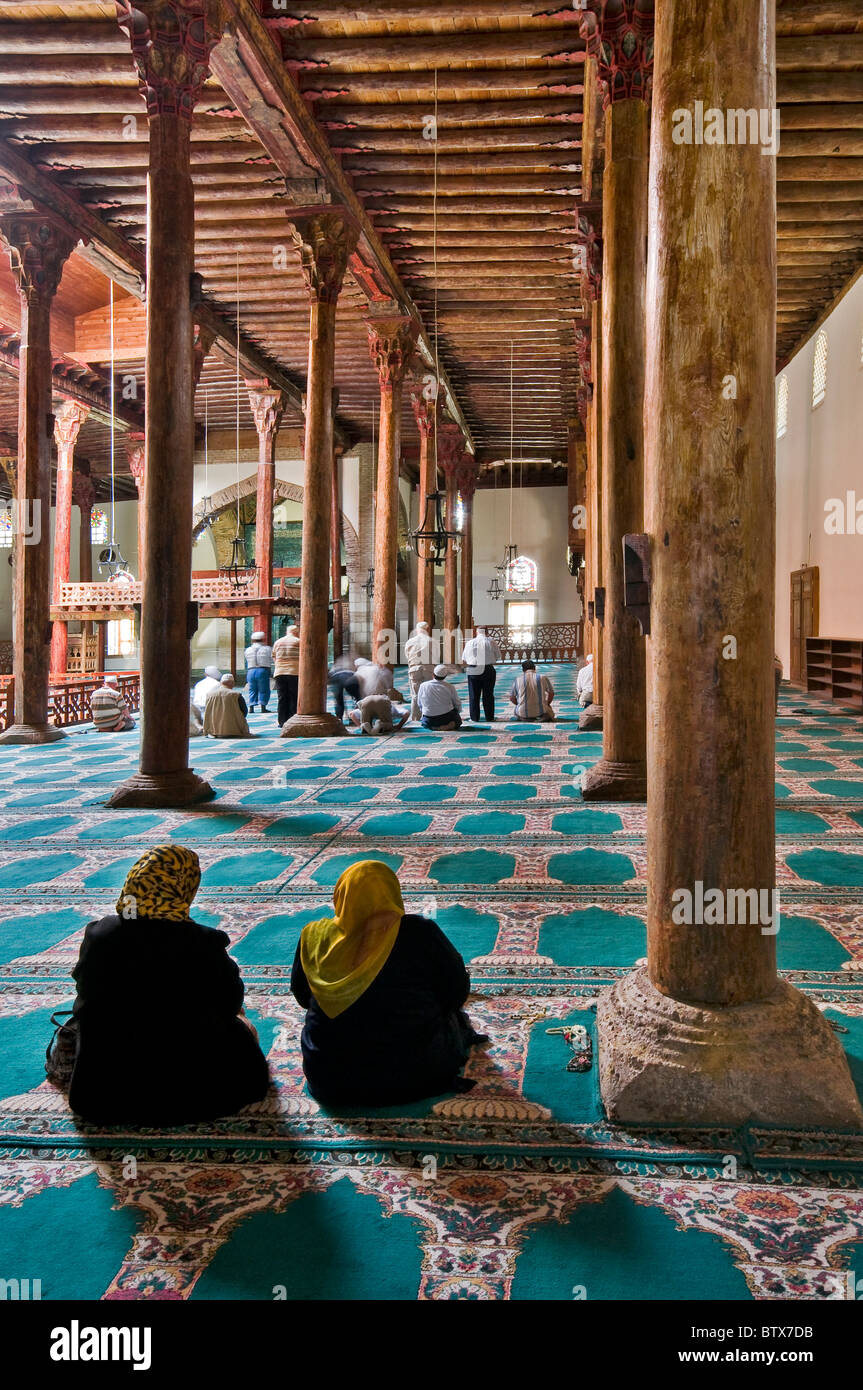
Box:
[467,666,497,722]
[291,914,481,1106]
[275,673,298,725]
[67,914,270,1126]
[328,668,361,720]
[237,692,248,718]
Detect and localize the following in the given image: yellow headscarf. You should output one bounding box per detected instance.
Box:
[300,860,405,1019]
[116,844,202,923]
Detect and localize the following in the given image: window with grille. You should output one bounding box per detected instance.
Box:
[106,619,135,658]
[812,330,828,409]
[776,373,789,440]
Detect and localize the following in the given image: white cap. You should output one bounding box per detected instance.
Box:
[433,664,449,679]
[104,674,119,687]
[251,630,266,641]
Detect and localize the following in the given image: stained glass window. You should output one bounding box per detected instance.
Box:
[90,507,108,543]
[505,555,537,593]
[812,330,828,409]
[776,373,789,440]
[0,507,11,549]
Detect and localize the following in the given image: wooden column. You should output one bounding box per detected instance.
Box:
[438,420,465,660]
[229,617,237,682]
[246,379,286,643]
[458,459,478,635]
[73,467,96,650]
[125,430,146,582]
[366,302,419,668]
[331,440,344,659]
[283,207,358,737]
[581,6,650,802]
[410,375,439,631]
[50,399,90,676]
[598,0,861,1129]
[567,419,587,652]
[109,1,220,806]
[580,288,605,729]
[0,201,75,745]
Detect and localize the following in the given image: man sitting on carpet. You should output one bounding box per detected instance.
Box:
[348,694,410,736]
[417,665,463,730]
[192,665,222,711]
[90,674,135,732]
[577,652,594,707]
[203,673,253,739]
[509,660,556,722]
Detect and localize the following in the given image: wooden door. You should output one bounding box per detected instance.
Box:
[790,566,819,683]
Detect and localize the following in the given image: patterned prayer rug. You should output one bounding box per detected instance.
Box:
[1,667,863,1300]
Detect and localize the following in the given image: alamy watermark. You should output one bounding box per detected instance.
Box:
[671,882,780,936]
[671,102,779,156]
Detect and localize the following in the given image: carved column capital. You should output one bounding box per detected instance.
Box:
[0,187,76,309]
[365,303,420,389]
[456,457,478,503]
[246,379,286,450]
[579,1,654,108]
[125,430,146,490]
[288,206,360,305]
[53,400,90,462]
[116,0,225,120]
[409,373,439,440]
[437,420,467,477]
[72,468,96,514]
[573,209,603,304]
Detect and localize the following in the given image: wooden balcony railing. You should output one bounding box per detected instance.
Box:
[0,673,141,733]
[484,622,583,663]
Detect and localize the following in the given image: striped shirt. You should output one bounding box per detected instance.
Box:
[90,685,128,732]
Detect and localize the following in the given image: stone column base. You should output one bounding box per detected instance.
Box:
[107,768,215,809]
[578,703,603,731]
[0,722,67,745]
[599,966,863,1130]
[582,758,646,802]
[281,712,347,739]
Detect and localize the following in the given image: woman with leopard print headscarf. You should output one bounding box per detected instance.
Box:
[53,845,270,1126]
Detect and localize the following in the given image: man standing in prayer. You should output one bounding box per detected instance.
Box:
[509,660,555,722]
[244,629,274,714]
[203,674,253,739]
[461,624,503,723]
[417,665,463,730]
[405,621,436,722]
[272,621,300,726]
[192,665,222,711]
[90,674,135,732]
[328,654,362,723]
[348,694,410,736]
[577,652,594,708]
[354,656,396,700]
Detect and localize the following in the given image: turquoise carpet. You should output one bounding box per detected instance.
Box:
[1,667,862,1300]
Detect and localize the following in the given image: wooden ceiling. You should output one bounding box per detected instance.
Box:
[0,0,861,494]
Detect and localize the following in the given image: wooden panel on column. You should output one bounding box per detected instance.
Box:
[109,0,221,805]
[598,0,861,1129]
[246,378,286,643]
[331,439,344,660]
[73,466,96,646]
[0,194,75,744]
[366,301,419,669]
[437,419,464,660]
[458,456,478,637]
[283,207,359,737]
[50,399,90,676]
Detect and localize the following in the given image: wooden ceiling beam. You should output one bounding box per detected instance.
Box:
[299,68,585,98]
[321,101,582,130]
[779,131,863,156]
[3,115,256,142]
[343,151,582,174]
[778,0,863,26]
[779,103,863,128]
[281,31,586,70]
[356,173,580,194]
[778,73,863,102]
[777,37,863,69]
[364,197,577,214]
[0,87,236,115]
[0,24,129,54]
[214,0,474,450]
[265,0,590,18]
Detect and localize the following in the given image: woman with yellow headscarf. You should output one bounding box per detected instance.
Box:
[52,845,270,1126]
[290,860,485,1105]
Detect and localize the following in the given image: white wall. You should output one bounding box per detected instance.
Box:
[775,272,863,677]
[471,483,582,628]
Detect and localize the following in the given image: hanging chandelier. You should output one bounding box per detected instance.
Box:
[487,573,503,600]
[363,565,375,598]
[99,545,131,582]
[410,490,459,566]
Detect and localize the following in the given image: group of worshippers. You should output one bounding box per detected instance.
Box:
[405,621,556,727]
[46,847,485,1125]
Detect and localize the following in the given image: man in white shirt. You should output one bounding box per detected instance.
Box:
[417,664,463,730]
[577,652,594,707]
[192,665,221,711]
[461,624,503,723]
[244,629,274,713]
[404,621,435,721]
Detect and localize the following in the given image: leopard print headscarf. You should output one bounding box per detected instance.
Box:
[116,845,202,922]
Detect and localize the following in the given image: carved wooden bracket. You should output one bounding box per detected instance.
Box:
[116,0,226,121]
[623,532,651,636]
[289,205,360,306]
[580,1,655,108]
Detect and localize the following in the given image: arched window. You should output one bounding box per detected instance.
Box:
[776,373,789,440]
[505,554,538,593]
[0,506,11,548]
[812,330,828,409]
[90,507,108,543]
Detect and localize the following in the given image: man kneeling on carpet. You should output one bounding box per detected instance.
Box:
[45,845,270,1126]
[90,674,135,732]
[290,861,486,1106]
[347,693,410,736]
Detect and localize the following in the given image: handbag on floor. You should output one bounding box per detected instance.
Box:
[45,1010,78,1090]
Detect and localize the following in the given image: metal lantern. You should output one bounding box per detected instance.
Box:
[487,573,503,600]
[98,545,131,581]
[363,566,375,598]
[496,542,518,573]
[219,534,257,593]
[410,490,459,566]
